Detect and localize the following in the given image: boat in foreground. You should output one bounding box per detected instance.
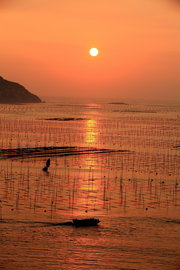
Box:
[72,218,100,227]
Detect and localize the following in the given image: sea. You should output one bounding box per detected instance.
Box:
[0,98,179,270]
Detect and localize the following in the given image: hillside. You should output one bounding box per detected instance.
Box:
[0,76,41,103]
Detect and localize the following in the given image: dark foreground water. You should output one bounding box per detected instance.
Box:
[1,216,180,270]
[0,100,179,269]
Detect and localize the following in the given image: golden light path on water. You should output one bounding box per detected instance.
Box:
[84,103,102,146]
[85,119,97,145]
[74,115,100,216]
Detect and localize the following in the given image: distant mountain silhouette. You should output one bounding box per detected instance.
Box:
[0,76,41,103]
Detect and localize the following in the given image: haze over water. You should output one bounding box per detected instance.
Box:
[0,100,179,270]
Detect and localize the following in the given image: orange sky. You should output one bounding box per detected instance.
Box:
[0,0,180,100]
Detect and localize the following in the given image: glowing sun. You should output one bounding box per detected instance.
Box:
[89,48,99,57]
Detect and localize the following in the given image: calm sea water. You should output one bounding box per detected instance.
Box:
[0,100,180,270]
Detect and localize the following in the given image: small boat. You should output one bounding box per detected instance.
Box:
[72,218,100,227]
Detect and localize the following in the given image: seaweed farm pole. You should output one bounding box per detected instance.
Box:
[0,200,2,220]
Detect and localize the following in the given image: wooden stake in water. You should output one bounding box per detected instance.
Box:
[0,200,2,220]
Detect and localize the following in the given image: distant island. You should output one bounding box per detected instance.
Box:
[108,102,128,105]
[0,76,41,104]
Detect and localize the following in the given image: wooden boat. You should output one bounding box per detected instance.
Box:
[72,218,100,227]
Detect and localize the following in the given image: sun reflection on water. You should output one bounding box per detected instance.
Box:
[85,119,98,145]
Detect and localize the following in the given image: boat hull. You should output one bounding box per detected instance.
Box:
[72,218,100,227]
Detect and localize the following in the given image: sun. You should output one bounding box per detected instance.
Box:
[89,48,99,57]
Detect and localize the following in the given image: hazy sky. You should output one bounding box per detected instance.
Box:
[0,0,180,100]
